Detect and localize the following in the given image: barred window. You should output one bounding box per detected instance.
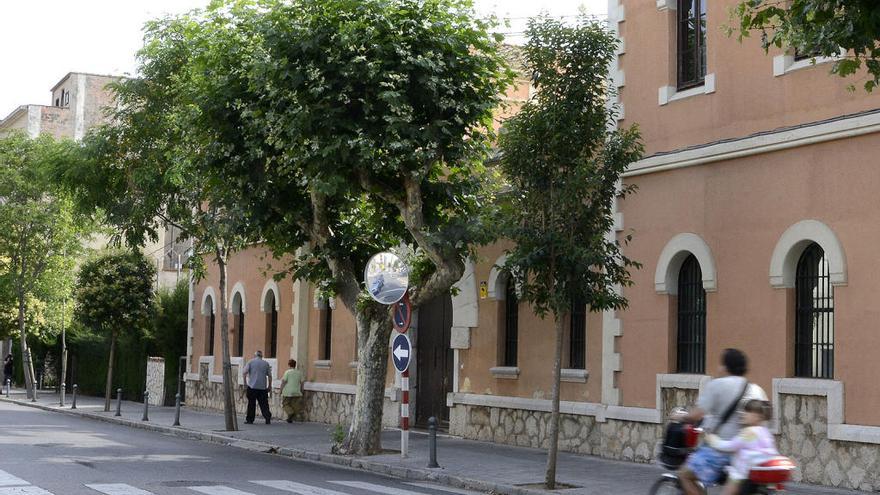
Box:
[205,296,215,356]
[677,255,706,374]
[236,310,245,357]
[265,291,278,359]
[321,303,333,361]
[795,243,834,379]
[677,0,707,90]
[503,280,519,367]
[569,297,587,370]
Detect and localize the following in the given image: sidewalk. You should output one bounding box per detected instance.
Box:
[0,388,865,495]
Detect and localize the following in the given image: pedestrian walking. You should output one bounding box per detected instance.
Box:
[280,359,304,423]
[242,350,272,424]
[3,354,13,388]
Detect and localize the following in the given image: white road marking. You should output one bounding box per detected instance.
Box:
[0,470,28,487]
[190,487,256,495]
[251,480,349,495]
[0,487,55,495]
[329,481,430,495]
[404,482,484,495]
[86,483,155,495]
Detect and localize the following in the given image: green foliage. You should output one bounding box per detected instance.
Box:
[499,15,643,318]
[153,280,189,403]
[731,0,880,91]
[74,251,156,337]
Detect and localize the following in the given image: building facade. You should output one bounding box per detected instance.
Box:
[185,2,880,490]
[0,72,190,290]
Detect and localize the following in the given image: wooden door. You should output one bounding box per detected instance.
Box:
[415,293,453,428]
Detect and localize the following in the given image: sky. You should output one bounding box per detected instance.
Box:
[0,0,605,120]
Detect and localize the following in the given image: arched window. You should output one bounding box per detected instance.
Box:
[795,243,834,378]
[205,296,215,356]
[677,254,706,374]
[569,297,586,370]
[320,301,333,361]
[232,292,245,357]
[502,279,518,367]
[264,290,278,359]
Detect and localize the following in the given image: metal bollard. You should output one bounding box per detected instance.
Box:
[173,393,181,426]
[142,391,149,421]
[60,383,65,407]
[71,385,78,409]
[427,416,440,468]
[115,388,123,416]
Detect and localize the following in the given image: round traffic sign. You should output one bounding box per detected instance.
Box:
[391,333,412,373]
[393,294,412,333]
[364,252,409,305]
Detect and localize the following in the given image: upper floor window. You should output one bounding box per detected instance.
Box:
[264,290,278,359]
[569,297,587,370]
[321,301,333,361]
[205,296,215,356]
[795,243,834,379]
[677,0,707,90]
[677,254,706,374]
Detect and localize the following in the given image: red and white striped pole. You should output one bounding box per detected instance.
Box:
[400,368,409,458]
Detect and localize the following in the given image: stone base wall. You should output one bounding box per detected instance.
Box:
[777,393,880,491]
[185,378,399,429]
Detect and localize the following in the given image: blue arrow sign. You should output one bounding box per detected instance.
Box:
[392,333,411,373]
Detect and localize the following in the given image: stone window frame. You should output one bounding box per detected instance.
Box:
[200,287,217,357]
[260,280,281,359]
[230,281,247,357]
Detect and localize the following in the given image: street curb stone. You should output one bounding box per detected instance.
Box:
[0,396,550,495]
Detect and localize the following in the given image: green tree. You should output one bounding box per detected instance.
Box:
[497,16,643,489]
[74,251,156,411]
[152,280,189,404]
[731,0,880,91]
[0,133,91,399]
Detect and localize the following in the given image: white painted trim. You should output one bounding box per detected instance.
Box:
[773,50,844,77]
[626,110,880,177]
[655,373,711,416]
[304,381,354,394]
[659,74,716,106]
[489,366,520,379]
[657,0,676,10]
[260,280,280,312]
[229,281,246,314]
[772,378,880,444]
[654,233,718,294]
[313,360,331,369]
[606,406,662,423]
[450,392,606,420]
[200,287,216,315]
[560,369,589,383]
[26,106,41,138]
[74,74,86,141]
[185,372,199,381]
[769,219,847,288]
[487,254,508,300]
[451,259,478,329]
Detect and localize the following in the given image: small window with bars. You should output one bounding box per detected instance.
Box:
[676,255,706,374]
[236,310,245,357]
[795,243,834,379]
[321,303,333,361]
[264,291,278,359]
[677,0,707,90]
[503,280,519,367]
[569,297,587,370]
[205,296,215,356]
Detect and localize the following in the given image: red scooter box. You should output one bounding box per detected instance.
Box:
[749,456,796,484]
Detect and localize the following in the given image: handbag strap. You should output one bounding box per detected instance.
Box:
[716,380,749,431]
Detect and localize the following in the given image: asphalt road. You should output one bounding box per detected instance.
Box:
[0,401,481,495]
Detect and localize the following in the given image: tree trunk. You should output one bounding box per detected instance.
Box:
[217,251,238,431]
[344,312,392,455]
[544,311,567,489]
[17,294,37,400]
[104,330,117,412]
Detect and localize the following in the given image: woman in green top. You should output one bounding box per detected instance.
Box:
[281,359,304,423]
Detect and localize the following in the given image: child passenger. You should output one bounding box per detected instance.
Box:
[705,399,779,495]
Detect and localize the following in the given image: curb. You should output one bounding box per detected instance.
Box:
[0,396,552,495]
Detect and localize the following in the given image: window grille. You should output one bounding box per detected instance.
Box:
[677,255,706,373]
[269,305,278,359]
[503,281,519,367]
[795,243,834,378]
[569,297,587,370]
[677,0,707,90]
[207,305,215,356]
[236,310,244,357]
[322,304,333,361]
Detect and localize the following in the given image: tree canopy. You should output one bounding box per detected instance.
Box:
[732,0,880,91]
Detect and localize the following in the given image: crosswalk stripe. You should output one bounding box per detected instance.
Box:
[0,487,55,495]
[404,482,483,495]
[86,483,155,495]
[329,481,428,495]
[0,470,29,487]
[190,487,256,495]
[251,480,349,495]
